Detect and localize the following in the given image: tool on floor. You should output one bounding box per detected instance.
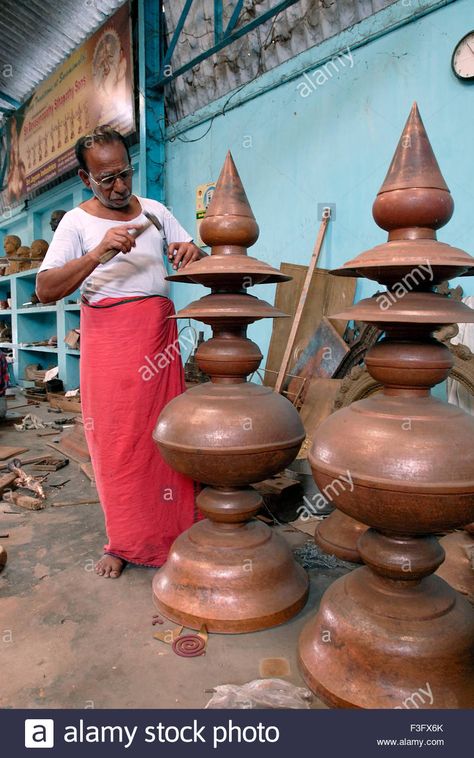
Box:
[98,211,163,264]
[31,457,69,472]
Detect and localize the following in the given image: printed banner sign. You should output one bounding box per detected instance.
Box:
[195,182,216,246]
[1,2,134,212]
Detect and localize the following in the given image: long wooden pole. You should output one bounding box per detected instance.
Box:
[274,208,331,395]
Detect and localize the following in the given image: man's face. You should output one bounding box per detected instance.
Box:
[79,142,132,209]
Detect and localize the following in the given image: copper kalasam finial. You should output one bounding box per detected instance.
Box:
[334,104,471,283]
[299,104,474,708]
[152,153,308,633]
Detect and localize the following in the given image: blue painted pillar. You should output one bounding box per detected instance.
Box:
[138,0,165,202]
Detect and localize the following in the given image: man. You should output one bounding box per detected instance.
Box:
[36,125,204,578]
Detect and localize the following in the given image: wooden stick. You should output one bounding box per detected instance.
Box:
[51,499,100,508]
[274,209,331,395]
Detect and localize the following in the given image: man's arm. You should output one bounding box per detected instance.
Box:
[36,225,140,303]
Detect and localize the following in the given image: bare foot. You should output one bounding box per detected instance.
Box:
[95,554,126,578]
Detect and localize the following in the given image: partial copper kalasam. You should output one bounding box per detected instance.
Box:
[152,153,308,633]
[299,103,474,708]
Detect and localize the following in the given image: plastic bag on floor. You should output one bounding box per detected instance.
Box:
[205,678,313,709]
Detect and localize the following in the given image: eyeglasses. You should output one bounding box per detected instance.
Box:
[88,165,134,189]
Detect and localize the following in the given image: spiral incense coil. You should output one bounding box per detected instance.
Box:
[172,634,206,657]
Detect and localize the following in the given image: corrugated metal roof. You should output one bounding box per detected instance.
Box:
[163,0,399,123]
[0,0,127,121]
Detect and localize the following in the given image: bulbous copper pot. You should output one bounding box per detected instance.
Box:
[154,381,304,486]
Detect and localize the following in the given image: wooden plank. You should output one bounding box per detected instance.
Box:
[0,472,17,495]
[264,263,356,388]
[47,393,81,413]
[0,446,29,461]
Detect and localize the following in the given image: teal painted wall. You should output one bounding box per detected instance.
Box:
[164,0,474,365]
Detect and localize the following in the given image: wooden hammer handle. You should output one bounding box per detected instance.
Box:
[98,220,154,264]
[99,248,122,264]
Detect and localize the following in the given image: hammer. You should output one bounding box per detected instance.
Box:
[98,211,163,264]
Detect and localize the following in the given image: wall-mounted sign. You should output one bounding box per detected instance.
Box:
[0,2,135,212]
[195,182,216,246]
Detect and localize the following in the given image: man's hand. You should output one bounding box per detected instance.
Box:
[92,224,142,262]
[167,241,205,270]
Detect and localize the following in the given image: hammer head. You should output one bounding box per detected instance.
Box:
[143,210,162,234]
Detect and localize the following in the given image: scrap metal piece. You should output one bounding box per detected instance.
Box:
[153,625,183,644]
[8,458,46,499]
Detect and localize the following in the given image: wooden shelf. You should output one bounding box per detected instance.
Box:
[18,346,58,353]
[17,306,57,314]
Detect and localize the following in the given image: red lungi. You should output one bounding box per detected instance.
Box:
[80,295,197,567]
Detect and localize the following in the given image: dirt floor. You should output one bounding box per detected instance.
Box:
[0,391,347,709]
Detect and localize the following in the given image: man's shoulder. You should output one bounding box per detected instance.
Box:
[59,207,86,226]
[137,197,170,217]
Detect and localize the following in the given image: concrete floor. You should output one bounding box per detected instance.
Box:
[0,394,344,709]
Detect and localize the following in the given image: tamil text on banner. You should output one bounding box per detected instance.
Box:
[1,2,135,212]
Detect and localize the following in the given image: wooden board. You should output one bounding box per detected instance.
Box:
[284,317,349,404]
[0,472,17,495]
[264,263,356,388]
[47,393,81,413]
[0,445,29,460]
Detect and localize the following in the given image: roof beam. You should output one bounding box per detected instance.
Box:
[0,90,21,109]
[151,0,300,88]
